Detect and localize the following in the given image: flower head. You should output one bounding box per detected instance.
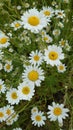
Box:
[21,8,48,33]
[31,111,46,127]
[47,102,69,124]
[44,45,64,66]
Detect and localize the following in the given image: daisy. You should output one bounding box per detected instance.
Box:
[22,65,45,87]
[40,6,54,19]
[31,111,46,127]
[57,63,66,73]
[42,34,53,43]
[18,82,35,101]
[44,45,64,66]
[10,20,22,31]
[0,108,6,122]
[0,31,10,48]
[59,39,68,48]
[31,107,38,114]
[4,60,13,72]
[6,88,20,105]
[53,29,61,36]
[21,8,48,33]
[0,79,6,94]
[58,22,64,28]
[29,50,43,66]
[55,10,65,19]
[4,105,14,119]
[0,49,4,60]
[47,102,69,124]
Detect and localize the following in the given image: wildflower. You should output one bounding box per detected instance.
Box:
[44,45,64,66]
[31,107,38,114]
[40,6,54,19]
[6,88,20,105]
[42,34,53,43]
[22,65,45,87]
[0,79,6,94]
[0,31,10,48]
[31,111,46,127]
[57,63,66,73]
[29,50,43,66]
[0,108,6,122]
[59,39,68,47]
[18,82,35,101]
[10,20,22,30]
[4,60,13,72]
[21,8,48,33]
[4,105,14,119]
[55,10,65,19]
[53,29,61,36]
[16,5,22,10]
[47,102,69,124]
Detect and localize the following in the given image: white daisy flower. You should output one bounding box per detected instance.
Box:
[42,34,53,43]
[22,65,45,87]
[47,102,69,124]
[0,49,4,60]
[31,111,46,127]
[31,107,38,114]
[55,10,65,19]
[4,105,14,119]
[4,60,13,72]
[53,29,61,36]
[29,50,43,66]
[0,31,10,48]
[0,79,6,94]
[21,8,48,33]
[18,82,35,101]
[44,45,64,66]
[10,20,22,30]
[13,128,22,130]
[6,88,20,105]
[57,63,66,73]
[59,39,68,48]
[0,108,6,122]
[0,63,3,70]
[40,6,54,19]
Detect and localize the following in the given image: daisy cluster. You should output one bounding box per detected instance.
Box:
[0,0,72,129]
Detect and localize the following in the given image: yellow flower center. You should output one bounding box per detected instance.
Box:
[0,37,8,44]
[28,70,39,81]
[0,85,2,90]
[61,41,65,46]
[6,109,11,115]
[6,64,11,70]
[34,55,40,61]
[44,10,51,16]
[35,115,41,121]
[28,16,40,26]
[44,36,48,41]
[22,86,30,95]
[11,92,18,99]
[15,23,21,28]
[0,112,4,117]
[54,107,62,116]
[59,65,64,70]
[49,51,58,60]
